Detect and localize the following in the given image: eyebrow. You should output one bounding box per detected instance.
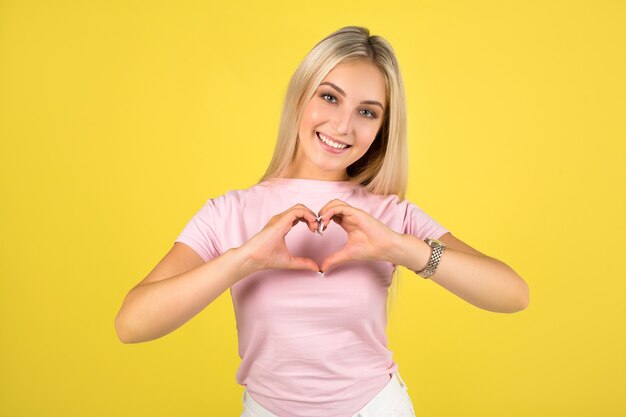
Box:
[319,81,385,111]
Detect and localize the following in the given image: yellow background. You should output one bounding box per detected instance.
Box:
[1,0,624,416]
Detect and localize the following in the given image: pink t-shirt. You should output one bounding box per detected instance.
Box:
[174,177,449,417]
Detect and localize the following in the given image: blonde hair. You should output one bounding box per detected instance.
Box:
[259,26,409,200]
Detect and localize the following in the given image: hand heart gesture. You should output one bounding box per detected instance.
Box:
[317,199,400,273]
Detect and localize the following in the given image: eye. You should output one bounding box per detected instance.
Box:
[360,108,377,119]
[320,92,337,103]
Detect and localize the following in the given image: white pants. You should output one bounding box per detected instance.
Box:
[240,372,416,417]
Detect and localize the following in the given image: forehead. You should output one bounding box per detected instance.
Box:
[320,60,387,102]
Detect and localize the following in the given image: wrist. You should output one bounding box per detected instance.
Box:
[228,245,263,279]
[387,233,431,271]
[413,238,447,278]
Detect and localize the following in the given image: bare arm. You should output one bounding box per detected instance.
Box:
[114,243,258,344]
[314,199,528,313]
[388,232,529,313]
[114,204,322,344]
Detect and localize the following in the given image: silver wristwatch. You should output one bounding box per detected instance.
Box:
[415,238,446,279]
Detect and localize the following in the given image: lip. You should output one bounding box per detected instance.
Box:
[316,132,351,154]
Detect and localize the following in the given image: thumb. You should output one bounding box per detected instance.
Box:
[321,249,351,273]
[288,256,321,273]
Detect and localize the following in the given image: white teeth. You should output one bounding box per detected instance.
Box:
[318,133,348,149]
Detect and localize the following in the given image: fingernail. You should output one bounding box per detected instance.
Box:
[317,270,325,277]
[316,215,322,222]
[315,229,322,236]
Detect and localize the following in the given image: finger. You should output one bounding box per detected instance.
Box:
[296,215,321,234]
[318,204,355,231]
[317,202,347,229]
[317,200,346,221]
[291,206,327,235]
[283,206,319,234]
[320,248,351,273]
[288,256,321,273]
[292,205,320,233]
[291,216,317,231]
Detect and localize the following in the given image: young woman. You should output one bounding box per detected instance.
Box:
[115,26,529,417]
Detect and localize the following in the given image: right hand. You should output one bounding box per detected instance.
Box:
[241,204,321,273]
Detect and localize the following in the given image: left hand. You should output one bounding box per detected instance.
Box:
[317,199,401,273]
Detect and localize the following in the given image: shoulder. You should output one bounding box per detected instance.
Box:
[349,187,408,221]
[353,186,405,208]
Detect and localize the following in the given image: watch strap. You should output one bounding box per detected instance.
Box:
[415,238,446,279]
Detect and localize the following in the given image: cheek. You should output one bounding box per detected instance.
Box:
[304,101,329,126]
[356,123,382,146]
[299,105,314,132]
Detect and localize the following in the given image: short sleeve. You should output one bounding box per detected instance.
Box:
[174,198,223,262]
[401,200,449,241]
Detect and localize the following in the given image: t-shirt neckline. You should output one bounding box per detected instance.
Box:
[260,177,360,193]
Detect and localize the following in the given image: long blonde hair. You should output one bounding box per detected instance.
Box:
[259,26,409,199]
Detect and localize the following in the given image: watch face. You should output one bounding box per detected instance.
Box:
[427,238,446,247]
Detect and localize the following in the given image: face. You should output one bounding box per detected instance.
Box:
[288,60,387,181]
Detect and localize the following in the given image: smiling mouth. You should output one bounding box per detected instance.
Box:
[316,132,352,149]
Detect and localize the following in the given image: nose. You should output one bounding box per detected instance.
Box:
[331,107,353,135]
